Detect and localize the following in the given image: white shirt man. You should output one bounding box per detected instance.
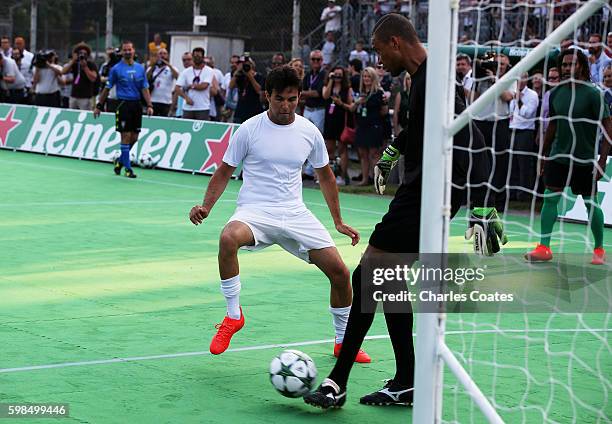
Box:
[17,50,34,89]
[147,61,178,115]
[509,85,539,130]
[0,56,26,91]
[322,40,335,66]
[176,63,214,120]
[509,80,539,202]
[207,65,224,120]
[590,51,611,85]
[471,79,517,121]
[349,49,369,69]
[320,2,342,33]
[33,64,62,94]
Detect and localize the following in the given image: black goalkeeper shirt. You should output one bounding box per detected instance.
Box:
[398,60,427,186]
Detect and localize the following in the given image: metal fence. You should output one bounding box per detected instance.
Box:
[5,1,612,69]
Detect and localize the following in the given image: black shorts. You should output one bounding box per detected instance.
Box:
[544,160,596,196]
[115,100,143,133]
[369,181,463,253]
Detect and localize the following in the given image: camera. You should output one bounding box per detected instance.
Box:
[240,53,252,72]
[101,48,122,78]
[33,50,53,68]
[473,53,499,79]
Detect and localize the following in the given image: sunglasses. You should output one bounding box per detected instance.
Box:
[311,57,322,62]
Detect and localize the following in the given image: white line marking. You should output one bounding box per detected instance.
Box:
[0,328,609,374]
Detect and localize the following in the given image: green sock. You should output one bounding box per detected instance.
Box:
[584,196,604,249]
[540,189,561,247]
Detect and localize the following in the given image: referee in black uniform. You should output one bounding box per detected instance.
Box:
[305,14,494,409]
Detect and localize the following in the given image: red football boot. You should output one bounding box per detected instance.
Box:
[334,342,372,363]
[209,308,245,355]
[591,247,606,265]
[524,244,553,262]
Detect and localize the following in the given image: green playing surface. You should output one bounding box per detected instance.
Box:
[1,150,609,423]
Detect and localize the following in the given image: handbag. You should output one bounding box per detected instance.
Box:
[340,111,355,145]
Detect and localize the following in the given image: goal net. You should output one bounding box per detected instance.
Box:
[415,1,611,423]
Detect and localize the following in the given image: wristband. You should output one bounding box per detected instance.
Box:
[96,103,104,110]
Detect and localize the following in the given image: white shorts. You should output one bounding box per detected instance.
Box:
[228,207,335,263]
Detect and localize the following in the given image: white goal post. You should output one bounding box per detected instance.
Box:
[414,1,609,423]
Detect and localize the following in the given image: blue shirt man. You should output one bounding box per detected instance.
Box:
[94,40,154,179]
[107,60,149,100]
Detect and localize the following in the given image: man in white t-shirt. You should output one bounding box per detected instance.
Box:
[204,56,225,121]
[175,47,214,120]
[322,31,336,67]
[0,54,27,104]
[146,48,178,117]
[349,40,369,69]
[509,72,539,202]
[189,65,371,363]
[320,0,342,34]
[33,51,62,107]
[14,37,34,94]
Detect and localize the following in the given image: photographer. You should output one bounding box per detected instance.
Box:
[0,53,27,104]
[14,37,33,100]
[99,47,122,112]
[146,48,178,117]
[175,47,214,120]
[62,43,99,110]
[470,53,516,213]
[229,54,264,124]
[32,50,62,107]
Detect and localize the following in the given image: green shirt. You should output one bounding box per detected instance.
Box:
[549,81,610,164]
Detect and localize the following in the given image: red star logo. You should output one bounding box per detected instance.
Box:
[200,127,234,173]
[0,107,21,147]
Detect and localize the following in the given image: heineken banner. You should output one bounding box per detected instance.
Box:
[0,104,240,176]
[0,103,610,225]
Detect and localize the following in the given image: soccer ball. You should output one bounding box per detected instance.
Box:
[139,153,156,169]
[269,350,317,398]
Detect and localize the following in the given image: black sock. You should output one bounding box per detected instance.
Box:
[383,300,415,388]
[328,265,375,389]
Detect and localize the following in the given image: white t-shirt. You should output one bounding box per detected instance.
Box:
[349,50,369,69]
[19,50,34,87]
[223,112,329,209]
[208,67,225,117]
[322,41,335,65]
[34,64,62,94]
[176,65,214,111]
[0,57,26,90]
[472,79,517,121]
[321,5,342,33]
[147,64,177,105]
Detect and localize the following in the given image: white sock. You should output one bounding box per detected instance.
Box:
[220,275,241,319]
[329,306,351,344]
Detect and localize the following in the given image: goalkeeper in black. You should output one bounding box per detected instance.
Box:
[304,13,505,409]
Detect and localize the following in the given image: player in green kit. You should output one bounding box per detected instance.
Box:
[525,49,611,265]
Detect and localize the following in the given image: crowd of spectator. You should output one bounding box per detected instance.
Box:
[1,2,611,194]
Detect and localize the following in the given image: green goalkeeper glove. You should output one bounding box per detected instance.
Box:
[464,207,508,256]
[374,145,400,195]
